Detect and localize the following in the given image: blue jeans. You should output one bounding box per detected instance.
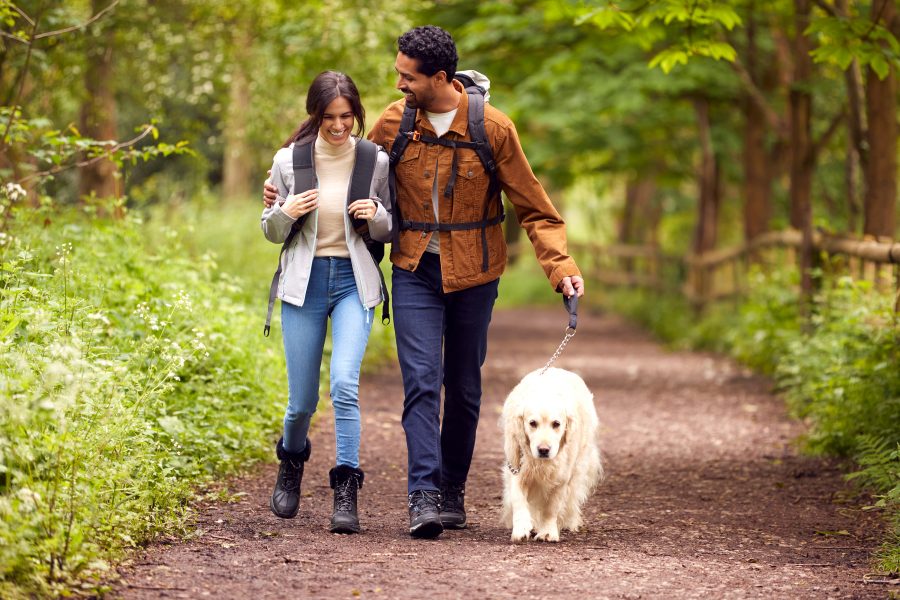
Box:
[281,257,373,468]
[392,252,499,494]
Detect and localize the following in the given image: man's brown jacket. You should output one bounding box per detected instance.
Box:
[369,79,581,293]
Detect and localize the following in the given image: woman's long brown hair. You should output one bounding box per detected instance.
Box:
[281,71,365,148]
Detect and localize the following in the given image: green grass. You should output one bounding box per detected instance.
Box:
[0,196,395,597]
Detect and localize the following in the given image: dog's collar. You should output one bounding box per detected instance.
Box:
[506,462,520,475]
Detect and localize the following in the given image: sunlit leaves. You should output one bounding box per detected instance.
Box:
[648,40,737,72]
[574,0,742,72]
[807,13,900,79]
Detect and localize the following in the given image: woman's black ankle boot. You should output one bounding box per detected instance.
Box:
[329,465,364,534]
[270,437,311,519]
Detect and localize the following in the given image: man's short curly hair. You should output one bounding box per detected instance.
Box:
[397,25,458,80]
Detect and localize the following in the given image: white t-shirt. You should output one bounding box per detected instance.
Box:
[424,109,458,254]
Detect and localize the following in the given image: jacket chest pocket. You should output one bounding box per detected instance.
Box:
[452,157,489,220]
[395,143,422,181]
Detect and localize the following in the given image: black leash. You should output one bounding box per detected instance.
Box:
[540,293,578,375]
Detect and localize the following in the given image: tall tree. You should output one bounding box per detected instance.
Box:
[222,22,254,202]
[78,0,119,201]
[863,0,898,238]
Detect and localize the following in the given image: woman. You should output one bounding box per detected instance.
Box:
[260,71,391,534]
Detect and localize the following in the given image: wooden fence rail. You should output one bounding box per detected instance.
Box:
[542,229,900,312]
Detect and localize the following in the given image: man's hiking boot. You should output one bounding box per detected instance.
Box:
[269,437,311,519]
[329,465,364,534]
[440,482,467,529]
[408,490,443,539]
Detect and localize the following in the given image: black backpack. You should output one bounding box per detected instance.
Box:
[264,138,389,336]
[387,72,504,273]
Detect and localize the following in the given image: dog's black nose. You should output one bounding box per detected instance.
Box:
[538,446,550,458]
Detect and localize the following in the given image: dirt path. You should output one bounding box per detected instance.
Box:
[113,307,888,599]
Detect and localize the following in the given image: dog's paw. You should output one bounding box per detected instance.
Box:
[533,528,560,542]
[511,525,533,542]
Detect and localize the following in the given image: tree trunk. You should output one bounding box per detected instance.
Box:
[619,177,657,273]
[845,129,861,234]
[619,178,656,244]
[863,0,898,238]
[693,97,719,255]
[741,6,772,242]
[78,0,119,203]
[789,0,815,310]
[222,28,253,202]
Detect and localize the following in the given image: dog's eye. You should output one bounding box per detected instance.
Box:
[528,420,537,428]
[552,420,561,429]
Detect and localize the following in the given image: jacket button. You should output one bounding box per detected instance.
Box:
[424,171,431,178]
[467,170,474,177]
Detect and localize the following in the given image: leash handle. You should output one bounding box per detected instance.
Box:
[563,293,578,331]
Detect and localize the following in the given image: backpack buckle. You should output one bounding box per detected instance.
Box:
[409,130,421,142]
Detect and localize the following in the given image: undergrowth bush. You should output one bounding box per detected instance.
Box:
[0,197,395,597]
[604,264,900,574]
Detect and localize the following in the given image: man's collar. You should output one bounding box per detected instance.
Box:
[415,79,469,138]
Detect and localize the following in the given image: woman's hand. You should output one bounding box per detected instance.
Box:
[282,189,319,219]
[348,198,377,221]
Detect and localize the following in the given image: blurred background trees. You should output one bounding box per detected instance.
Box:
[2,0,897,249]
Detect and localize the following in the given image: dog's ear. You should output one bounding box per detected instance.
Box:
[505,413,525,473]
[560,410,575,450]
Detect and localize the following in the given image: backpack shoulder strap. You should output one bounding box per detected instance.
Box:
[350,138,391,326]
[465,93,498,186]
[264,141,314,336]
[349,139,378,219]
[292,141,315,194]
[388,104,418,166]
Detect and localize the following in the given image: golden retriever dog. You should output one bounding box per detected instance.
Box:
[501,367,602,542]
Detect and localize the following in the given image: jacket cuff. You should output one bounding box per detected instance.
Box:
[271,201,297,225]
[548,262,582,292]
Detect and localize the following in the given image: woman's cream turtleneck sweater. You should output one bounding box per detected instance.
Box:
[313,134,355,258]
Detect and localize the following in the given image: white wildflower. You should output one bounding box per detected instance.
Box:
[16,488,40,513]
[4,182,26,202]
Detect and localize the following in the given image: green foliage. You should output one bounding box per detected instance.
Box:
[0,111,192,190]
[0,199,289,597]
[807,9,900,79]
[603,263,900,573]
[847,435,900,573]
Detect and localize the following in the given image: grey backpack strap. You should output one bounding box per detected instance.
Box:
[348,139,378,231]
[349,139,391,325]
[264,142,315,336]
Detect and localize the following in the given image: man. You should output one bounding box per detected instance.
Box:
[265,25,584,539]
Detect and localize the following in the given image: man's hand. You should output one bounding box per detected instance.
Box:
[558,275,585,298]
[263,170,277,208]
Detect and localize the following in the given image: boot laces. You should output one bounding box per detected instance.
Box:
[408,489,441,514]
[441,483,465,512]
[278,460,303,493]
[334,476,357,512]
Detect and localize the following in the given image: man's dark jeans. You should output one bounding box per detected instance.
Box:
[392,252,499,494]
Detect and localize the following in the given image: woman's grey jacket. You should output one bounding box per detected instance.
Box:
[260,138,392,311]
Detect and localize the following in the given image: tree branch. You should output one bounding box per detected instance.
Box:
[0,6,43,154]
[0,30,29,44]
[729,53,785,136]
[810,0,838,17]
[17,124,156,184]
[810,108,846,164]
[33,0,120,40]
[11,4,35,27]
